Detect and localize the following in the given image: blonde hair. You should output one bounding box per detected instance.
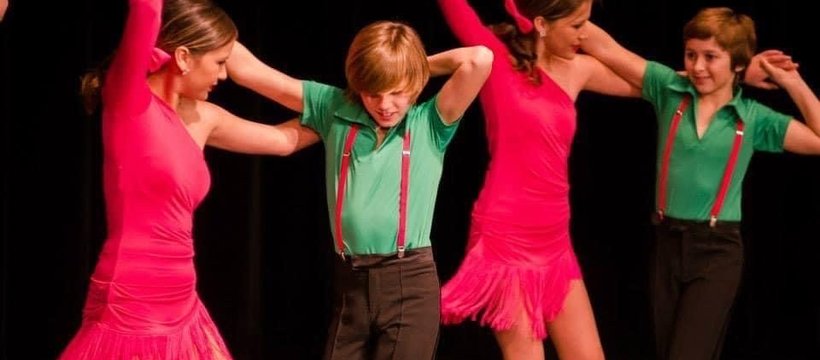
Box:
[344,21,430,104]
[683,7,756,73]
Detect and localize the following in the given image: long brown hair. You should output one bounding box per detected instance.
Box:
[493,0,589,84]
[81,0,237,114]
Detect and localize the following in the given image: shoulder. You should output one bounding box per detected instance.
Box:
[179,98,226,129]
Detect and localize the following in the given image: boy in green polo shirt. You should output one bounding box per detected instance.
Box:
[227,20,492,359]
[580,7,820,360]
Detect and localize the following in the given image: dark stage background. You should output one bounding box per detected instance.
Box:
[1,0,818,359]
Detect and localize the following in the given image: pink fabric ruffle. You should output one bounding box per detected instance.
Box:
[441,240,582,340]
[59,301,231,360]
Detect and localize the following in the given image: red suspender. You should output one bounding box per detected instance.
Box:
[657,95,690,219]
[335,125,360,260]
[710,121,745,226]
[397,131,411,258]
[657,94,745,227]
[334,125,411,259]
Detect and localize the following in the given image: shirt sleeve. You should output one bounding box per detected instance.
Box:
[747,101,792,152]
[437,0,506,54]
[300,81,344,138]
[103,0,163,116]
[421,94,460,152]
[641,61,680,105]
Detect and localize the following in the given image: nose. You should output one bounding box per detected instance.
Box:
[377,95,392,109]
[218,64,228,80]
[693,56,706,71]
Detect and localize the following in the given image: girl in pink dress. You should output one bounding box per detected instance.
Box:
[436,0,640,358]
[60,0,317,358]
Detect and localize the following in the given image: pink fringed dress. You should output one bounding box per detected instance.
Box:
[438,0,582,340]
[59,0,231,358]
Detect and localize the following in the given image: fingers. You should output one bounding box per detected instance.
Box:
[755,82,780,90]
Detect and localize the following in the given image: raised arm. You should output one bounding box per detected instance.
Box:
[437,0,503,50]
[105,0,163,115]
[580,21,648,91]
[765,59,820,154]
[429,46,494,124]
[226,41,304,113]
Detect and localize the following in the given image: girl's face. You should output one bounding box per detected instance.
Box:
[684,37,739,98]
[181,41,234,101]
[359,87,414,129]
[540,0,592,60]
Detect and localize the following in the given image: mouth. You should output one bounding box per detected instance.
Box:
[378,111,396,121]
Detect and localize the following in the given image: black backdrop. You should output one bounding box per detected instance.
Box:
[1,0,818,359]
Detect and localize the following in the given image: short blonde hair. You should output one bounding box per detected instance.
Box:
[345,21,430,104]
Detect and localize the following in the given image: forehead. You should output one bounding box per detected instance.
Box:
[685,37,726,52]
[362,85,413,96]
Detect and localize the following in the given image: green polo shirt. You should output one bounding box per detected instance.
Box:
[300,81,460,256]
[643,61,792,221]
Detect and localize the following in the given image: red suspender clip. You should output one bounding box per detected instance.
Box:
[657,94,745,228]
[334,124,412,259]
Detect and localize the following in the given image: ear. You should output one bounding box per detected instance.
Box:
[533,16,549,38]
[173,46,192,75]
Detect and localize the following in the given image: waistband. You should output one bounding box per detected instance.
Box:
[340,247,433,269]
[652,213,740,231]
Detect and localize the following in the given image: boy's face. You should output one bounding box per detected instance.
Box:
[684,37,739,98]
[359,87,414,129]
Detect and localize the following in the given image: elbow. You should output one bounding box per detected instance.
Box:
[470,46,494,79]
[472,45,494,68]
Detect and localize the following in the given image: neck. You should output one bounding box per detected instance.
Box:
[147,70,182,111]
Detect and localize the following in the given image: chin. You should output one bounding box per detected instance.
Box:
[558,51,577,61]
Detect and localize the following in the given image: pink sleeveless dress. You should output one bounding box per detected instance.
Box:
[59,0,231,358]
[438,0,583,339]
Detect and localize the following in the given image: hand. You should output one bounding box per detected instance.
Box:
[759,57,803,89]
[0,0,8,22]
[744,50,799,90]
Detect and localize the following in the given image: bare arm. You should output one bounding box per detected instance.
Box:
[429,45,493,124]
[579,54,642,97]
[581,22,648,91]
[227,41,304,113]
[201,101,319,155]
[766,59,820,154]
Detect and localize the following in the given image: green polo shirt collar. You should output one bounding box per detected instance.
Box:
[666,80,747,122]
[332,97,408,136]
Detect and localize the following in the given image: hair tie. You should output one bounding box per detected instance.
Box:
[504,0,534,34]
[149,47,172,73]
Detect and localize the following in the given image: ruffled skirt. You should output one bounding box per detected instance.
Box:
[441,225,582,340]
[60,276,232,359]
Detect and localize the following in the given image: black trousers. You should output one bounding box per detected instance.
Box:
[323,247,440,360]
[650,216,743,360]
